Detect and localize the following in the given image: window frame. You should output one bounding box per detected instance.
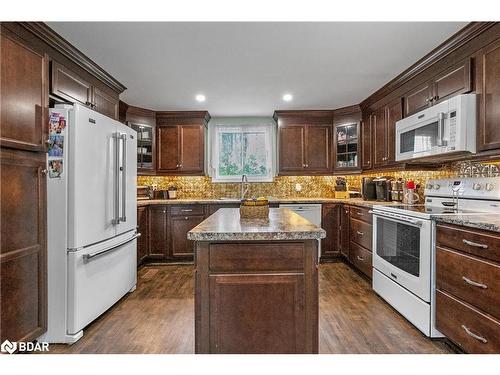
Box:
[211,123,274,183]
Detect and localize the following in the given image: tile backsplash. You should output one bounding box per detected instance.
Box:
[138,169,456,199]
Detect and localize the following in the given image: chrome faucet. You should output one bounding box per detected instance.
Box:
[240,174,249,199]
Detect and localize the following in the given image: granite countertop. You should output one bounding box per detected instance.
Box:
[137,197,401,208]
[434,214,500,233]
[187,208,327,241]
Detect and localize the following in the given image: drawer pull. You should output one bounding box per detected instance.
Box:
[357,213,364,216]
[462,239,488,249]
[368,210,373,213]
[181,209,193,212]
[462,276,488,289]
[461,325,488,344]
[356,256,364,261]
[356,231,364,236]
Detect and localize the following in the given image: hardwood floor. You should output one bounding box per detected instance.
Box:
[46,262,454,354]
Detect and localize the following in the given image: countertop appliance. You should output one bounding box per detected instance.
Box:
[279,204,322,256]
[396,94,476,162]
[361,177,377,201]
[373,176,393,201]
[372,177,500,338]
[41,104,138,344]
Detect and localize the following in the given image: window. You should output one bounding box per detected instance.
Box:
[211,124,274,182]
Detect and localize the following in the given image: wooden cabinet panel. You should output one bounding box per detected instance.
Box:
[340,205,350,258]
[436,246,500,319]
[1,149,47,342]
[321,203,341,259]
[306,125,331,173]
[403,82,432,117]
[372,107,387,168]
[51,61,92,106]
[350,218,372,251]
[436,290,500,354]
[279,126,305,173]
[208,273,306,353]
[385,98,402,165]
[349,206,373,224]
[149,206,168,258]
[137,206,149,264]
[93,87,118,120]
[437,223,500,263]
[433,59,472,103]
[157,126,179,172]
[478,38,500,152]
[171,215,205,258]
[180,125,204,173]
[170,204,205,216]
[361,115,372,170]
[1,34,48,152]
[349,241,372,279]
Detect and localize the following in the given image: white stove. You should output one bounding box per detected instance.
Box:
[371,177,500,338]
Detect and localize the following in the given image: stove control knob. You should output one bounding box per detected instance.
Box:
[425,183,433,190]
[485,183,494,191]
[473,183,482,191]
[433,184,440,190]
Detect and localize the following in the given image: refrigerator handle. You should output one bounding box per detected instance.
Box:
[112,132,121,225]
[120,133,127,222]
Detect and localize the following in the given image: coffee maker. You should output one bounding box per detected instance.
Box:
[361,177,377,201]
[373,176,393,201]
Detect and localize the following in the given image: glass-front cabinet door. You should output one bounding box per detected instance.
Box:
[334,122,360,171]
[129,122,155,174]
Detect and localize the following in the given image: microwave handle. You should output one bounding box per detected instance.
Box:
[437,112,446,146]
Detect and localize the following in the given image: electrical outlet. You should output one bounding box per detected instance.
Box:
[295,183,302,192]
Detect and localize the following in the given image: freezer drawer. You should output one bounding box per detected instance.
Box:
[67,234,137,335]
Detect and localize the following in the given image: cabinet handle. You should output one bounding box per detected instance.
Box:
[179,164,183,168]
[462,239,488,249]
[426,98,430,103]
[461,325,487,344]
[356,231,364,236]
[185,216,189,220]
[85,101,92,106]
[41,169,48,175]
[434,95,439,101]
[181,209,193,212]
[176,164,180,168]
[462,276,488,289]
[356,256,364,261]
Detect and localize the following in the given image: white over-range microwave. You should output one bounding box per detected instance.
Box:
[396,94,477,162]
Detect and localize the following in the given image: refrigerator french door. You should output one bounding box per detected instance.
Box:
[42,104,138,343]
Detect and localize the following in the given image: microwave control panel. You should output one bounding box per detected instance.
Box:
[447,110,457,149]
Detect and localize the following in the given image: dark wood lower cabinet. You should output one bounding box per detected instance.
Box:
[321,203,341,259]
[340,205,350,258]
[137,206,149,265]
[1,149,47,342]
[149,206,168,259]
[195,240,318,354]
[170,214,205,259]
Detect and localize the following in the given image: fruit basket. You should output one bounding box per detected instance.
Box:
[239,198,270,219]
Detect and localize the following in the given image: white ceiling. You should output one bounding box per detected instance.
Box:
[48,22,467,116]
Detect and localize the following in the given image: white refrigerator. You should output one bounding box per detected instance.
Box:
[40,104,138,344]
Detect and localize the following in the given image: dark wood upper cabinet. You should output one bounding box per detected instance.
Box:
[126,104,156,175]
[321,203,341,259]
[157,126,179,172]
[305,125,331,172]
[278,125,306,173]
[275,111,333,175]
[403,58,472,117]
[1,34,48,152]
[1,149,47,343]
[93,86,119,120]
[51,61,92,106]
[477,38,500,152]
[385,97,403,165]
[433,58,472,104]
[403,82,432,117]
[372,106,387,168]
[156,111,209,175]
[361,114,372,170]
[51,61,119,120]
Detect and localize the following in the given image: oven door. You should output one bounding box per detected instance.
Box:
[372,212,432,302]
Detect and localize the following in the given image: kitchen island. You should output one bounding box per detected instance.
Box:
[188,208,326,354]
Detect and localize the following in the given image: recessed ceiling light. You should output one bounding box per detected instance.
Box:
[282,94,293,102]
[195,94,206,102]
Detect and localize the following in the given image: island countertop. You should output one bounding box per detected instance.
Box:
[187,207,327,241]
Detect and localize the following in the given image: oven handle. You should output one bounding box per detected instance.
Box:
[373,211,423,227]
